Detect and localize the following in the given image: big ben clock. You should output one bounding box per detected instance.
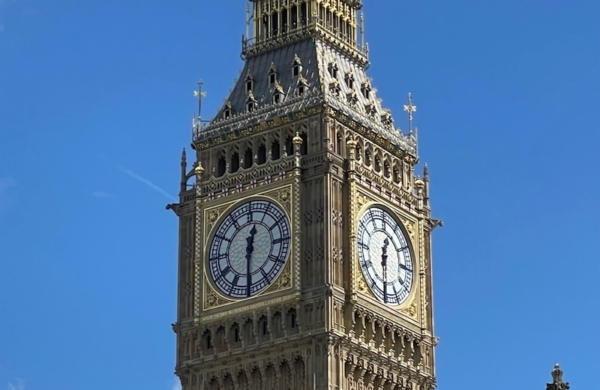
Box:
[357,206,414,305]
[208,199,291,299]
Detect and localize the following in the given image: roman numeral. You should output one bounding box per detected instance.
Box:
[273,237,290,244]
[268,254,285,263]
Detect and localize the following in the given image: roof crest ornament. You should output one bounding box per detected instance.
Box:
[403,92,417,133]
[193,80,207,120]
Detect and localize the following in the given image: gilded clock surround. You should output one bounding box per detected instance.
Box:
[167,1,441,389]
[202,188,297,311]
[355,202,418,310]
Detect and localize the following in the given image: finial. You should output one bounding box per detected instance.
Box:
[293,132,303,145]
[403,92,417,133]
[360,11,365,50]
[547,363,570,390]
[424,164,429,179]
[245,3,251,40]
[194,80,207,119]
[181,148,187,163]
[194,162,205,176]
[552,363,564,383]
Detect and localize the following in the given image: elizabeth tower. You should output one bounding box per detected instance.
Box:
[168,1,441,389]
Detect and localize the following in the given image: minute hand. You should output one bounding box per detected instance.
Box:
[245,225,258,297]
[381,238,389,304]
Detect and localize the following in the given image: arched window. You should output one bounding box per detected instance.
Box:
[230,152,240,173]
[271,139,281,160]
[282,9,288,33]
[374,156,381,172]
[271,12,279,36]
[300,132,308,155]
[257,144,267,164]
[244,147,253,169]
[285,135,294,156]
[300,2,307,26]
[336,133,343,155]
[217,156,226,177]
[203,331,213,350]
[291,6,298,28]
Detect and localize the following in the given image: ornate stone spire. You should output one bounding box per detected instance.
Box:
[546,363,570,390]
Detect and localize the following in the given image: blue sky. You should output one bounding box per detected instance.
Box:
[0,0,599,389]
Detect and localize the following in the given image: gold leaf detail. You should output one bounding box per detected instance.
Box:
[358,278,368,293]
[402,300,417,317]
[279,272,291,288]
[356,193,369,209]
[206,292,218,308]
[404,220,414,239]
[278,188,291,203]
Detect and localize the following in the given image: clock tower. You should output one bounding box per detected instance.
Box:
[168,1,441,389]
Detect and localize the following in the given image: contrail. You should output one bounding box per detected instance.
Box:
[117,165,177,202]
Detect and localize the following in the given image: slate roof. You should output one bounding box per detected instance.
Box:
[198,37,417,156]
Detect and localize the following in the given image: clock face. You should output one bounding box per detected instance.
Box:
[357,207,414,306]
[208,200,291,299]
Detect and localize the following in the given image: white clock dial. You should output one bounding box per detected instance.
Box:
[208,200,291,299]
[357,207,414,305]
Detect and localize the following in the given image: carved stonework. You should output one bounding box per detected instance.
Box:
[206,207,225,233]
[401,300,418,318]
[356,192,372,210]
[403,219,415,240]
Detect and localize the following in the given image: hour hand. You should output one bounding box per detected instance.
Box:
[246,225,258,256]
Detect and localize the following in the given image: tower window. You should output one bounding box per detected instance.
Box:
[273,92,284,104]
[300,132,308,155]
[282,9,288,33]
[271,12,279,36]
[345,72,354,89]
[222,101,233,119]
[300,2,307,26]
[257,144,267,164]
[217,156,226,177]
[230,152,240,173]
[268,63,277,85]
[244,147,253,168]
[271,139,281,160]
[290,311,297,328]
[262,15,269,38]
[247,101,255,112]
[347,92,358,106]
[298,85,305,95]
[246,73,254,93]
[292,55,302,77]
[285,135,294,156]
[361,82,371,99]
[291,6,298,28]
[328,63,338,78]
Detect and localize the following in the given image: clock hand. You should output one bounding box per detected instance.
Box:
[382,238,389,304]
[245,225,258,297]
